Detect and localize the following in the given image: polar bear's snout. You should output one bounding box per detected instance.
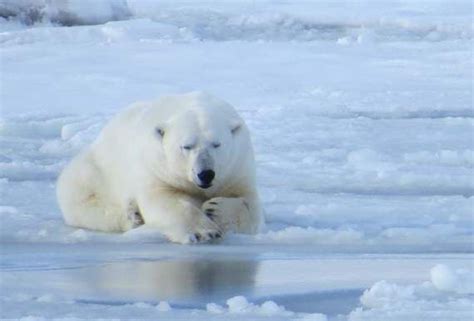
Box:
[197,169,215,188]
[193,148,216,189]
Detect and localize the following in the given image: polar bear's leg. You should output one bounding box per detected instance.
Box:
[201,194,262,234]
[137,189,222,244]
[57,152,131,232]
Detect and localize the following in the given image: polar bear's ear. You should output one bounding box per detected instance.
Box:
[155,127,165,138]
[231,121,242,135]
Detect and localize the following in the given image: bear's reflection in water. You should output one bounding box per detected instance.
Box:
[86,259,259,302]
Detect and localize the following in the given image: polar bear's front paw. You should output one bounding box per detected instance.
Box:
[202,197,248,232]
[184,214,223,244]
[189,230,222,243]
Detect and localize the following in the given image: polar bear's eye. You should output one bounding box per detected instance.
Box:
[212,142,221,148]
[155,127,165,138]
[182,144,194,150]
[231,123,241,135]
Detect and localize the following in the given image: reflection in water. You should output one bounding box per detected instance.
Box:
[77,259,259,303]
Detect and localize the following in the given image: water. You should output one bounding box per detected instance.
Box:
[1,243,471,318]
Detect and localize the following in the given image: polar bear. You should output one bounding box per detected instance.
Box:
[56,92,263,244]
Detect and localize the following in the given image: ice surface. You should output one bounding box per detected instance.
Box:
[0,0,473,320]
[1,244,472,320]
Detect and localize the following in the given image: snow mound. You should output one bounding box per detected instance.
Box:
[130,300,171,311]
[0,0,131,26]
[2,292,326,320]
[349,264,474,321]
[156,301,172,312]
[430,264,473,294]
[207,295,291,316]
[359,281,417,309]
[206,296,327,320]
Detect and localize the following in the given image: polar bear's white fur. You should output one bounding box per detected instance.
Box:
[56,92,263,244]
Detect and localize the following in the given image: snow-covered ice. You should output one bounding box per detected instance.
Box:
[349,264,474,321]
[0,0,473,320]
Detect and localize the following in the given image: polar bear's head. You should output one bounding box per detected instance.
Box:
[143,92,250,191]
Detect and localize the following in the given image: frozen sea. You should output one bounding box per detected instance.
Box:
[0,0,473,320]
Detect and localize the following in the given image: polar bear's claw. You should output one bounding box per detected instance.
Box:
[205,209,216,220]
[182,212,224,244]
[188,231,221,244]
[208,232,221,239]
[201,197,235,231]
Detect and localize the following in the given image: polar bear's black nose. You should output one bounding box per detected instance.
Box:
[198,170,215,186]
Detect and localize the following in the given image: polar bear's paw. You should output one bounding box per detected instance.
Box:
[201,197,248,232]
[188,213,223,244]
[189,230,222,243]
[166,213,222,244]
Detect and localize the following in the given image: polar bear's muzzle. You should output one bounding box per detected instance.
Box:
[192,149,215,189]
[196,169,215,189]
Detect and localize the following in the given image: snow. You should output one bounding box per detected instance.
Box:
[207,296,293,316]
[349,264,474,321]
[0,0,131,26]
[1,0,473,320]
[430,264,474,294]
